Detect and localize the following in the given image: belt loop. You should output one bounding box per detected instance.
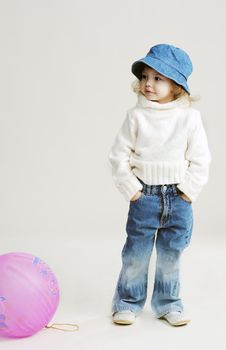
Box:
[142,183,146,194]
[151,185,156,195]
[147,184,151,195]
[172,184,178,195]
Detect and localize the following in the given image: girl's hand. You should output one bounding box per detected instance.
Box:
[131,189,192,203]
[130,191,142,202]
[179,192,192,203]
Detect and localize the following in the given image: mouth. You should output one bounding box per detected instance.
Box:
[145,90,155,94]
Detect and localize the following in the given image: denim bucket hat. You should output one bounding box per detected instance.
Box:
[131,44,193,94]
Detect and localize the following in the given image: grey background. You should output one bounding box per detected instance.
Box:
[0,0,225,348]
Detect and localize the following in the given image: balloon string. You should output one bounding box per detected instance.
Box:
[45,323,79,332]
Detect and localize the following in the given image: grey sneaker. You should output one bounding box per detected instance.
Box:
[113,311,135,325]
[160,311,191,326]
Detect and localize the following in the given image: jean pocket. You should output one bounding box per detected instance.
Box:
[176,188,192,204]
[130,192,145,204]
[179,196,192,204]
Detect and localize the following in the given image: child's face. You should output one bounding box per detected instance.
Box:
[140,66,175,103]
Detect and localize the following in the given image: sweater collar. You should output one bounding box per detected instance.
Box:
[136,93,190,110]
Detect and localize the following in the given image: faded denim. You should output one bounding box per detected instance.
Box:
[112,178,193,318]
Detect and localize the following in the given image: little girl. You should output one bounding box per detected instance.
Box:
[108,43,211,326]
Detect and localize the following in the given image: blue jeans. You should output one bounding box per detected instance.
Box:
[112,178,193,318]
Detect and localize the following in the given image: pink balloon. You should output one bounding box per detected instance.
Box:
[0,252,60,338]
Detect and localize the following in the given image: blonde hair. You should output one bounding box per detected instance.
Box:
[131,79,200,105]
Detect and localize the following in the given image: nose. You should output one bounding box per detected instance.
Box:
[145,77,153,87]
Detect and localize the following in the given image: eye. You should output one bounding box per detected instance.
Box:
[141,73,147,80]
[155,76,162,81]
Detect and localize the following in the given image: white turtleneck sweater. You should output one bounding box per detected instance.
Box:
[108,94,211,202]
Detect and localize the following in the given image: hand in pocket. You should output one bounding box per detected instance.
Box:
[130,191,142,202]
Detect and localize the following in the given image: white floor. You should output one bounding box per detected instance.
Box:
[0,231,225,350]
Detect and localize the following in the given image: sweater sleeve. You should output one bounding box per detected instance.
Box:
[108,111,143,201]
[176,111,211,202]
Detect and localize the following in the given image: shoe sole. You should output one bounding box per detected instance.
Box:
[160,317,191,326]
[170,319,190,326]
[113,319,134,325]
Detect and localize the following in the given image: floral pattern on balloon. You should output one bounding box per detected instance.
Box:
[32,257,59,295]
[0,297,7,330]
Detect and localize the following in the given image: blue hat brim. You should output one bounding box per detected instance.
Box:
[131,56,190,95]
